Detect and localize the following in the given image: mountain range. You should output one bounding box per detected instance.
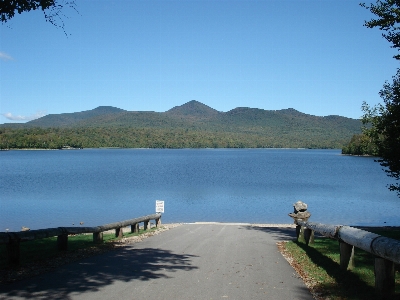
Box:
[0,101,361,149]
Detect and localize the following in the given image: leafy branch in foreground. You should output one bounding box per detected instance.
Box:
[361,0,400,60]
[1,0,78,34]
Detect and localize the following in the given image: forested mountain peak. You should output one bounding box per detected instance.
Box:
[91,106,126,114]
[166,100,220,117]
[226,107,267,114]
[27,106,126,127]
[0,101,363,149]
[278,108,304,115]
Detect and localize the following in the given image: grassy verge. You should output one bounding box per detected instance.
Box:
[0,227,159,269]
[281,228,400,299]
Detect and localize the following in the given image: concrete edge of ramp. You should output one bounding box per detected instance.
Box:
[185,222,296,228]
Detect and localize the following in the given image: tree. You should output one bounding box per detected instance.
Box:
[362,74,400,196]
[361,1,400,196]
[361,0,400,60]
[1,0,76,32]
[341,133,379,156]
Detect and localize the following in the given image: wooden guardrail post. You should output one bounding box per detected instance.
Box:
[296,226,313,243]
[374,257,395,299]
[156,216,161,227]
[93,232,103,243]
[144,220,149,231]
[131,223,139,233]
[309,230,314,244]
[7,235,20,266]
[115,228,123,238]
[339,241,355,270]
[57,233,68,251]
[295,225,301,241]
[304,228,314,245]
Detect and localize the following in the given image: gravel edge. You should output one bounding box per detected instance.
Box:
[277,241,323,300]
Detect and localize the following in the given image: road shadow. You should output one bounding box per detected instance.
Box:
[0,247,198,299]
[246,225,326,242]
[245,225,298,241]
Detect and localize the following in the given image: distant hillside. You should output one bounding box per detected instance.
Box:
[26,106,126,127]
[0,101,362,149]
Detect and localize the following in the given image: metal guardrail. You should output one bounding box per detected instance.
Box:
[1,213,162,266]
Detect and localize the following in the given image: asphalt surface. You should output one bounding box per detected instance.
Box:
[0,224,314,300]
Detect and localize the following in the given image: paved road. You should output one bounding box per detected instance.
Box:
[0,224,313,300]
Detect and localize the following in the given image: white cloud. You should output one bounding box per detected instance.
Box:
[1,111,47,122]
[0,52,13,61]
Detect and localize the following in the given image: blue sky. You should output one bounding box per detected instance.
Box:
[0,0,397,123]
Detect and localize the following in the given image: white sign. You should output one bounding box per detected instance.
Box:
[156,200,164,213]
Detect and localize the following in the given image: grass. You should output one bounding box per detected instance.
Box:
[0,227,159,269]
[283,228,400,299]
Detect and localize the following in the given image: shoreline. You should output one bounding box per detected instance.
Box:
[1,147,343,151]
[6,223,399,234]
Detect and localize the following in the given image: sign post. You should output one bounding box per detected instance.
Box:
[156,200,164,213]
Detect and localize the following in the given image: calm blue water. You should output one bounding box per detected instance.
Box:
[0,149,398,231]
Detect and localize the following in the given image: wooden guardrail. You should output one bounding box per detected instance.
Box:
[296,220,400,299]
[0,213,161,266]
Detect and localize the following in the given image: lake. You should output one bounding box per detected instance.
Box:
[0,148,398,231]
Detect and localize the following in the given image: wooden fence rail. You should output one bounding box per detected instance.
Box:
[296,220,400,299]
[0,213,161,266]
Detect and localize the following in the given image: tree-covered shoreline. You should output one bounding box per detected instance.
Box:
[0,126,351,150]
[341,133,379,156]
